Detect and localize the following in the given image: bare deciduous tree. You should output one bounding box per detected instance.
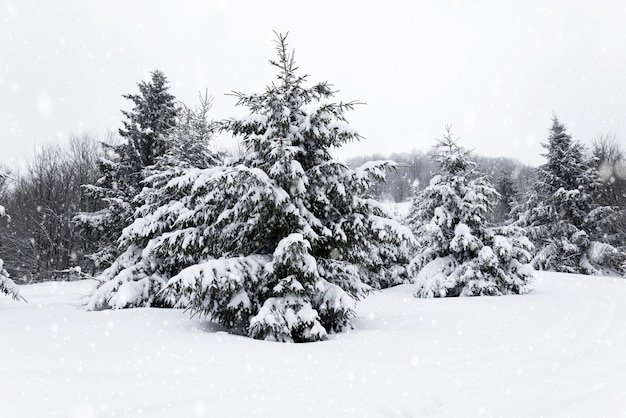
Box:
[0,134,103,281]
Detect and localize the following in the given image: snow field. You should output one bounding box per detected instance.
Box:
[1,272,625,417]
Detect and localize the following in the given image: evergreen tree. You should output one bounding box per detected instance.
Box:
[86,94,219,309]
[76,70,179,269]
[0,205,24,301]
[408,126,534,298]
[518,116,625,275]
[159,33,413,341]
[591,136,626,265]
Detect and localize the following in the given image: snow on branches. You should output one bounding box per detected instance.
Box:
[518,116,625,275]
[0,206,24,302]
[162,33,411,340]
[0,258,23,302]
[408,127,534,298]
[87,32,412,342]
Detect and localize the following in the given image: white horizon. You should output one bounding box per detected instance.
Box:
[2,1,625,168]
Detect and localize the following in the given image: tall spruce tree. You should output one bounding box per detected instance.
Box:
[77,70,179,269]
[518,116,625,275]
[408,126,534,298]
[157,33,413,341]
[86,94,219,309]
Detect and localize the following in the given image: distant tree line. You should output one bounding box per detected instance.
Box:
[350,138,625,224]
[347,151,536,204]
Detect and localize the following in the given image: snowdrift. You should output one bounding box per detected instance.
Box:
[1,272,625,417]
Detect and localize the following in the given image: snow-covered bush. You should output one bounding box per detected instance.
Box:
[518,117,625,275]
[157,33,412,341]
[408,127,534,298]
[0,205,24,302]
[0,258,22,302]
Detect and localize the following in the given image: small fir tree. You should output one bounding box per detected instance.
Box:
[76,70,179,269]
[159,32,413,341]
[408,126,534,298]
[518,117,625,275]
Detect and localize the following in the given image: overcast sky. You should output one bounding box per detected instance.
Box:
[2,0,625,168]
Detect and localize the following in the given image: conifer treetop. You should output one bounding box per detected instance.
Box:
[119,69,179,170]
[538,116,589,195]
[433,125,476,176]
[225,32,362,167]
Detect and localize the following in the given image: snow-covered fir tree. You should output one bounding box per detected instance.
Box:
[407,126,534,298]
[86,94,219,309]
[76,70,179,269]
[0,205,24,302]
[518,117,625,275]
[158,33,413,342]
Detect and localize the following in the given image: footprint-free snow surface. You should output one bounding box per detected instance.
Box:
[1,272,625,417]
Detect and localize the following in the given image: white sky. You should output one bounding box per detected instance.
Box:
[2,0,625,168]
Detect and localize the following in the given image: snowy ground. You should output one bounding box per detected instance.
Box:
[1,272,625,418]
